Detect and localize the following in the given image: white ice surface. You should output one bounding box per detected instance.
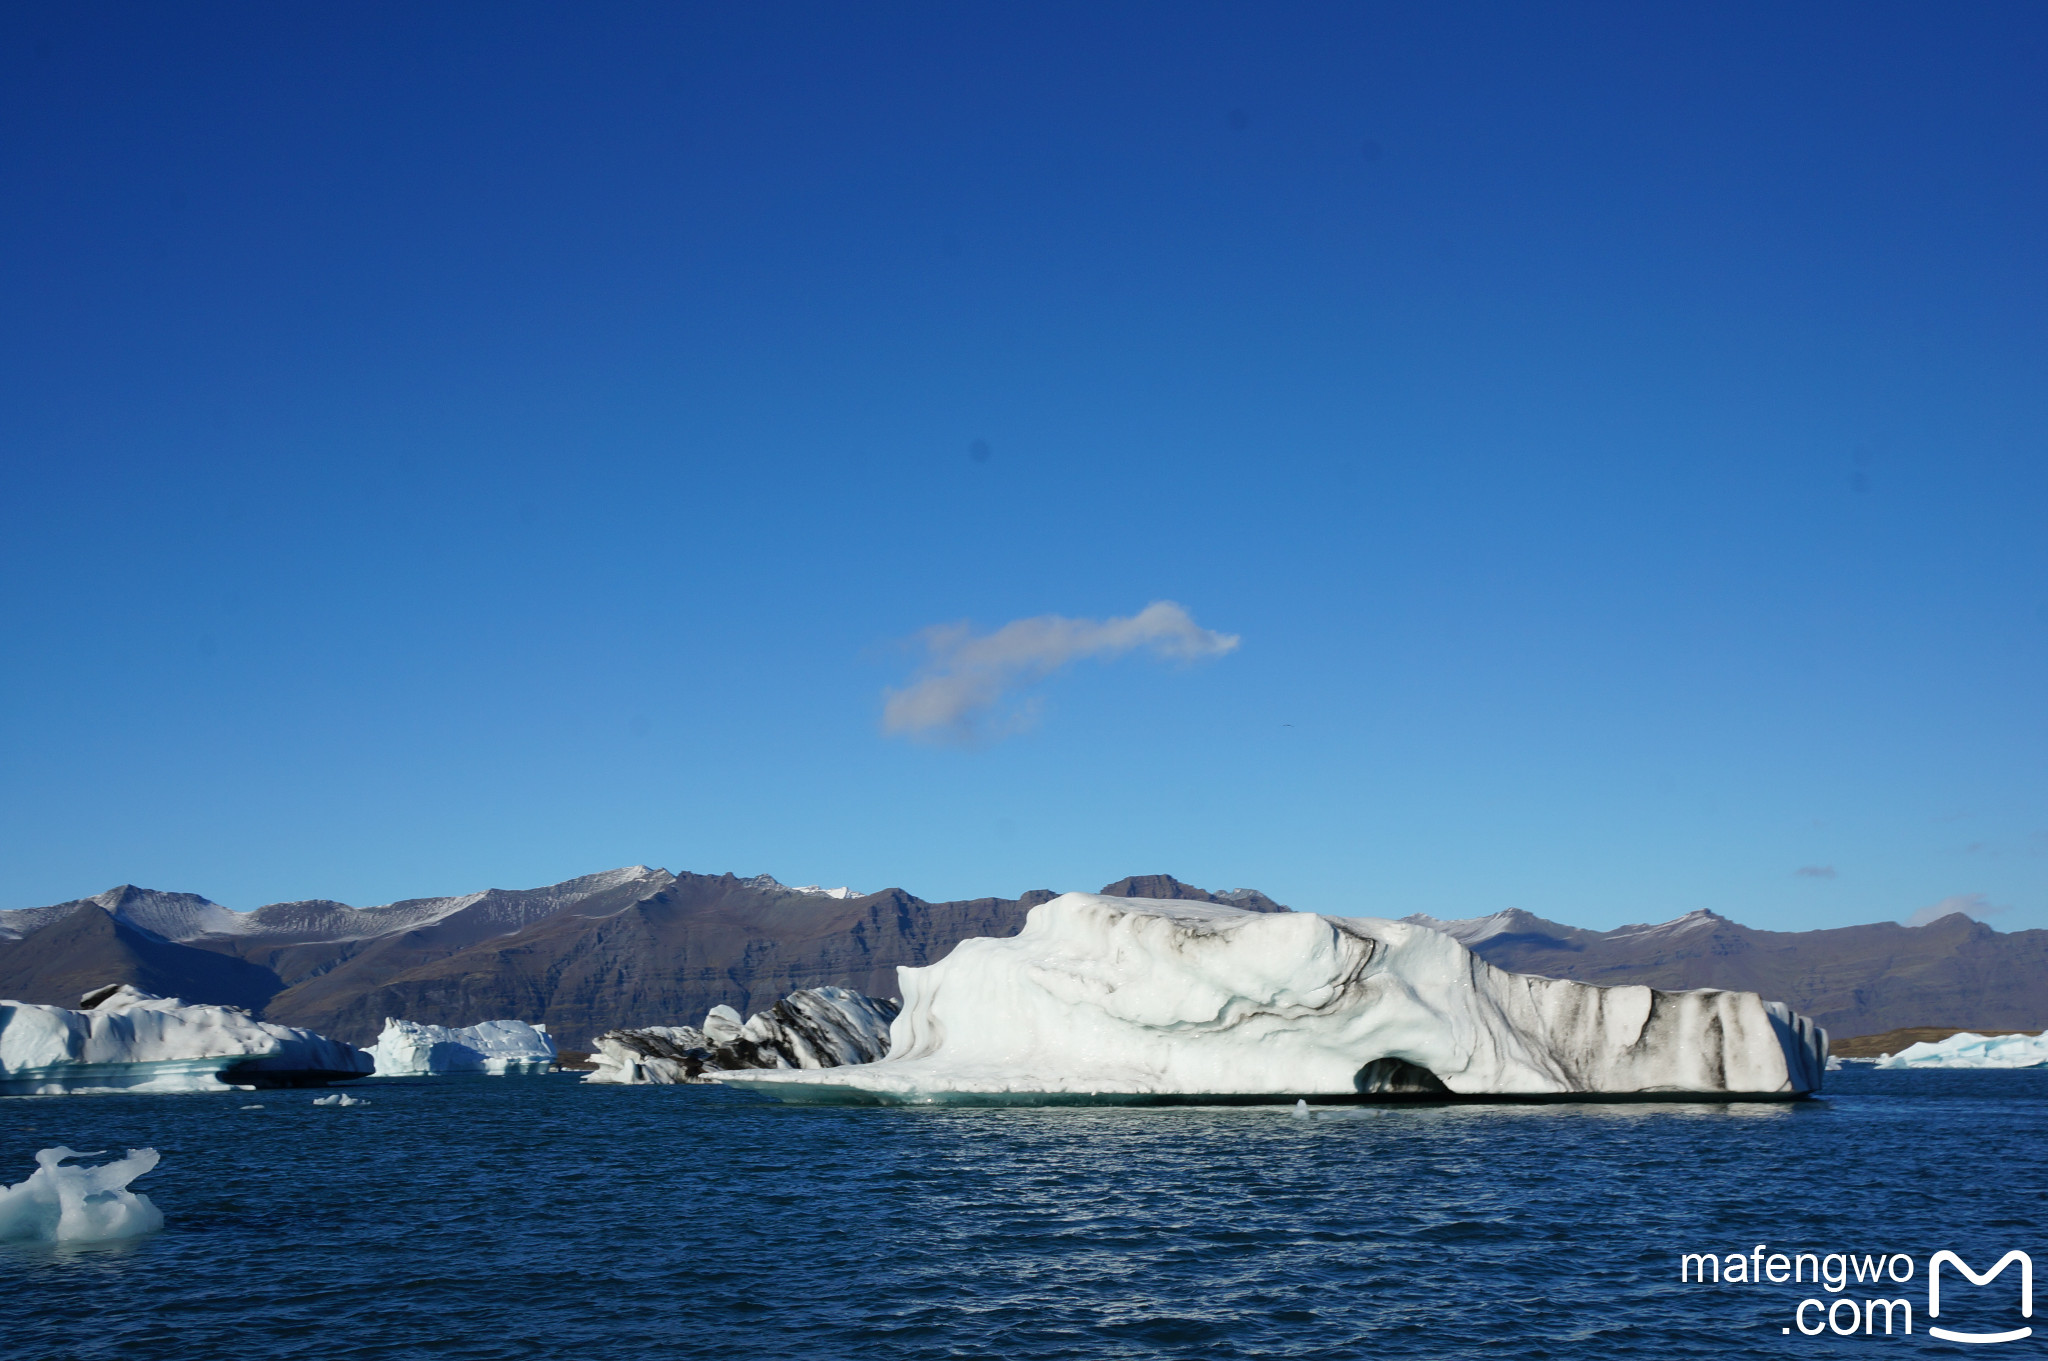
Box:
[0,1147,164,1242]
[1874,1031,2048,1069]
[722,894,1829,1104]
[365,1018,557,1076]
[0,986,370,1094]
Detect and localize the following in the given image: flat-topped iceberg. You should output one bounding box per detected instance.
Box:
[365,1018,557,1076]
[586,986,897,1085]
[721,894,1828,1105]
[0,985,371,1094]
[1874,1030,2048,1069]
[0,1147,164,1242]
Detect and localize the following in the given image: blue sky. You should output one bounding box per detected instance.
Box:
[2,3,2043,931]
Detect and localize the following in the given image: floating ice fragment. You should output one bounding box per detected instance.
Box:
[1875,1031,2048,1069]
[1292,1099,1311,1119]
[365,1018,555,1076]
[312,1093,368,1106]
[0,984,372,1093]
[239,1104,264,1110]
[0,1147,165,1242]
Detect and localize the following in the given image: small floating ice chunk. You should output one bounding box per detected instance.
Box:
[1875,1031,2048,1069]
[1293,1099,1311,1119]
[239,1104,264,1110]
[364,1018,556,1076]
[0,1147,165,1243]
[312,1093,368,1106]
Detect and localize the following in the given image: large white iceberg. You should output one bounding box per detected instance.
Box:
[1874,1031,2048,1069]
[721,894,1828,1104]
[0,985,371,1094]
[0,1147,164,1242]
[586,986,897,1085]
[365,1018,557,1076]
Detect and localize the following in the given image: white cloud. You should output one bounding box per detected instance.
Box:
[1903,892,2012,928]
[882,600,1240,744]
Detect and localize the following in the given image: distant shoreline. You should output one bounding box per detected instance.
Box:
[1830,1026,2043,1058]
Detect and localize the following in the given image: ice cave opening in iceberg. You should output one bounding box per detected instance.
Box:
[719,893,1829,1106]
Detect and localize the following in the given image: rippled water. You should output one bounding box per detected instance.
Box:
[4,1069,2043,1359]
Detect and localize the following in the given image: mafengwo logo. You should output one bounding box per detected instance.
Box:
[1678,1245,2033,1341]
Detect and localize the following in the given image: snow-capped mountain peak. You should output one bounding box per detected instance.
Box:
[739,874,861,900]
[1603,909,1726,941]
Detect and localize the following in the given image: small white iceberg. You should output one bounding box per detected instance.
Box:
[1875,1031,2048,1069]
[312,1093,367,1106]
[364,1018,556,1076]
[0,1147,164,1243]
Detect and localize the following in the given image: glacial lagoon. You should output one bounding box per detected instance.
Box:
[4,1067,2043,1359]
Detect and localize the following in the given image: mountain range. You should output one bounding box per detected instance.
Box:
[0,869,1284,1046]
[2,868,2039,1045]
[1402,905,2048,1042]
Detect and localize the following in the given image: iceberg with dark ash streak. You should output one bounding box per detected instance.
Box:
[0,985,371,1094]
[721,894,1829,1105]
[586,986,898,1085]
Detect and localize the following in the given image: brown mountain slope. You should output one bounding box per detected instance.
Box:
[11,866,2045,1047]
[1098,875,1290,912]
[1449,909,2048,1037]
[0,904,280,1011]
[263,873,1062,1045]
[232,868,678,1011]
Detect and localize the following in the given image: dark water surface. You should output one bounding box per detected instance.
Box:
[4,1069,2044,1359]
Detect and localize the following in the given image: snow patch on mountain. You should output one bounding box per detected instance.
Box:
[738,875,862,900]
[1405,906,1727,948]
[1401,910,1536,946]
[1603,909,1725,942]
[0,866,676,946]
